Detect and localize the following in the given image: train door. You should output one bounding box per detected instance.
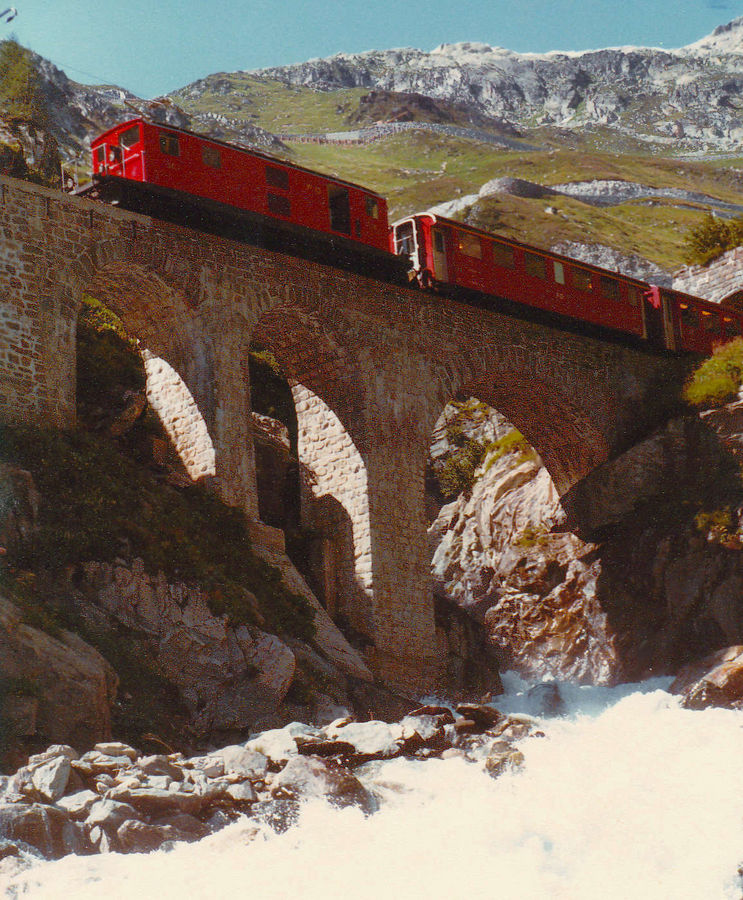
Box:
[642,285,665,347]
[431,227,448,282]
[118,123,143,181]
[393,220,420,272]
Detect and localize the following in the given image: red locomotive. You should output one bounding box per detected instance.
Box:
[392,212,743,356]
[83,117,398,278]
[81,117,743,358]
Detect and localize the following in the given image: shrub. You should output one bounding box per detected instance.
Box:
[438,438,487,499]
[683,338,743,408]
[0,40,47,125]
[684,214,743,266]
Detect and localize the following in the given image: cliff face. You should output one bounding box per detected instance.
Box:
[428,399,743,686]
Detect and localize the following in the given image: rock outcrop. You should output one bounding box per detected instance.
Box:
[429,397,743,686]
[0,597,118,756]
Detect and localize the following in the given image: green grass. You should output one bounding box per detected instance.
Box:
[0,425,314,640]
[683,338,743,409]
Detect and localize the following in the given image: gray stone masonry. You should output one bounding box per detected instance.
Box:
[0,175,686,691]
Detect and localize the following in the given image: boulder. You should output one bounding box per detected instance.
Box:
[271,755,373,812]
[214,745,269,778]
[671,646,743,709]
[485,744,525,778]
[85,798,140,830]
[29,756,71,802]
[0,597,118,751]
[0,801,91,859]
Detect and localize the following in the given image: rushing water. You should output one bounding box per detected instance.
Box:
[5,674,743,900]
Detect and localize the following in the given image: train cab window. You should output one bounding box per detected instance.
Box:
[723,316,741,338]
[600,276,621,301]
[95,146,105,165]
[553,261,565,284]
[365,196,379,219]
[572,268,593,291]
[458,232,482,258]
[679,304,699,329]
[626,286,641,307]
[328,186,351,234]
[267,193,291,217]
[108,145,121,163]
[202,145,221,168]
[395,222,415,256]
[524,251,547,279]
[266,165,289,190]
[119,125,141,149]
[159,133,180,157]
[701,310,722,334]
[492,242,515,269]
[433,230,446,254]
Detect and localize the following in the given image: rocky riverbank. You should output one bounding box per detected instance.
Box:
[0,700,535,872]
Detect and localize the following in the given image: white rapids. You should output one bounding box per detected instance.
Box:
[5,674,743,900]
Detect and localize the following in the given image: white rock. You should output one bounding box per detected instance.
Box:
[225,781,256,803]
[214,745,269,778]
[30,756,70,803]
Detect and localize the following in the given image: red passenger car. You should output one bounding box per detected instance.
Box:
[87,117,396,276]
[392,213,743,355]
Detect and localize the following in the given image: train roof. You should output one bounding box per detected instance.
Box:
[92,117,387,199]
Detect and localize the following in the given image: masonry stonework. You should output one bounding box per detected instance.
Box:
[674,246,743,302]
[0,175,687,690]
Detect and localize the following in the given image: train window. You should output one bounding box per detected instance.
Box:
[159,133,180,157]
[524,252,547,279]
[701,310,721,334]
[572,268,593,291]
[679,304,699,329]
[723,317,742,337]
[95,146,105,164]
[266,166,289,190]
[492,242,515,269]
[626,286,641,307]
[328,186,351,233]
[119,125,140,148]
[365,196,379,219]
[433,230,446,254]
[600,276,621,301]
[458,232,482,258]
[267,193,291,217]
[395,222,415,256]
[554,261,565,285]
[202,145,221,169]
[108,145,121,163]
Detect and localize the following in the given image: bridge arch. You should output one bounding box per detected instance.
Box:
[250,302,376,645]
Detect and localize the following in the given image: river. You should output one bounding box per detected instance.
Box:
[5,674,743,899]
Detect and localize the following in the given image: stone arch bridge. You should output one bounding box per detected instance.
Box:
[0,176,687,687]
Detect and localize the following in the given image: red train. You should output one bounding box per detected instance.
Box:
[80,117,743,357]
[83,117,399,279]
[391,213,743,355]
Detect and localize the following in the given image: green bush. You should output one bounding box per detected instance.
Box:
[683,338,743,408]
[0,40,47,125]
[684,214,743,266]
[438,438,487,500]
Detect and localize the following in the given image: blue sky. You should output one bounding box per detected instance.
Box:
[4,1,743,98]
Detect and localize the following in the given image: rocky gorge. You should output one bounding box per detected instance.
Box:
[7,17,743,896]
